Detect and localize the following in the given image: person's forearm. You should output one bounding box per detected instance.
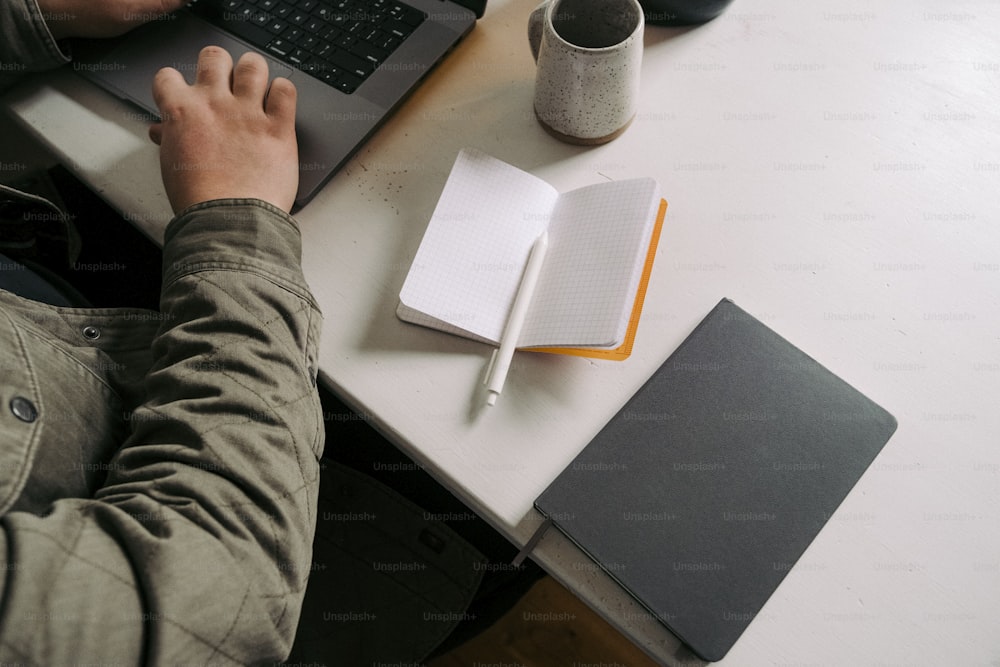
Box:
[104,199,325,657]
[0,200,323,665]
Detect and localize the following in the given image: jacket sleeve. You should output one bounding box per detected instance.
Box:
[0,199,324,665]
[0,0,70,92]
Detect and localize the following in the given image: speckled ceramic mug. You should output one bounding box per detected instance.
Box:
[528,0,644,144]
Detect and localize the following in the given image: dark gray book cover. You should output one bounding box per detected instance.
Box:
[535,298,897,662]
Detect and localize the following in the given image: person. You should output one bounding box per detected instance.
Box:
[1,1,325,663]
[3,2,549,661]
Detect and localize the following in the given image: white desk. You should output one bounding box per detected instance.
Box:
[4,0,999,663]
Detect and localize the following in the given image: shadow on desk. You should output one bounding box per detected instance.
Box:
[308,387,545,662]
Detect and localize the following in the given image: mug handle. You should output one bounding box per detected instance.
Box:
[527,1,548,62]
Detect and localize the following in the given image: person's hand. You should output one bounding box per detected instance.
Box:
[148,47,299,213]
[37,0,187,40]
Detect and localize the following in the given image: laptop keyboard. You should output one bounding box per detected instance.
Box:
[187,0,426,93]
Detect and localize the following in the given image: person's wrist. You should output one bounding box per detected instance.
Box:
[168,186,294,215]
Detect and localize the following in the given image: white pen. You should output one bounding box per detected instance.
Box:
[484,231,549,407]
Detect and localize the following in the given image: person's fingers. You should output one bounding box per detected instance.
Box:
[151,66,188,121]
[265,77,297,125]
[157,0,188,15]
[232,51,270,101]
[127,0,186,26]
[148,122,162,145]
[194,45,234,90]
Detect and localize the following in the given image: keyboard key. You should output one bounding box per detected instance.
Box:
[333,33,356,49]
[266,18,288,33]
[326,48,370,77]
[382,18,412,38]
[375,33,400,51]
[223,18,274,47]
[334,73,362,93]
[358,26,380,42]
[266,38,291,57]
[319,25,342,41]
[352,39,388,65]
[397,6,424,26]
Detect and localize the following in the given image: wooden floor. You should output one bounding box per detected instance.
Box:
[429,576,659,667]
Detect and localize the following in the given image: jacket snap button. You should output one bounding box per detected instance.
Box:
[82,325,101,340]
[9,397,38,423]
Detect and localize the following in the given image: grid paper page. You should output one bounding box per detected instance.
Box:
[519,178,660,348]
[398,149,559,343]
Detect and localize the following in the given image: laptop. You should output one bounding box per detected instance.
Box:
[72,0,485,208]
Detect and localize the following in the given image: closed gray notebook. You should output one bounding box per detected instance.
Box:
[535,298,897,662]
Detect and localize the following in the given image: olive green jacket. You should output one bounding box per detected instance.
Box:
[0,200,324,665]
[2,7,321,663]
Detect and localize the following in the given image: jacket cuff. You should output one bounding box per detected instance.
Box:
[162,198,318,306]
[0,0,70,78]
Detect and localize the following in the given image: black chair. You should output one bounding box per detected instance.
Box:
[0,252,91,307]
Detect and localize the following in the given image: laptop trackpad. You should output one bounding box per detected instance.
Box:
[92,13,295,116]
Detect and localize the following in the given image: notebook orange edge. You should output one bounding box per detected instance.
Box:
[526,197,668,361]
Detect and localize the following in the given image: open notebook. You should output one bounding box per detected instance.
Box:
[397,148,667,360]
